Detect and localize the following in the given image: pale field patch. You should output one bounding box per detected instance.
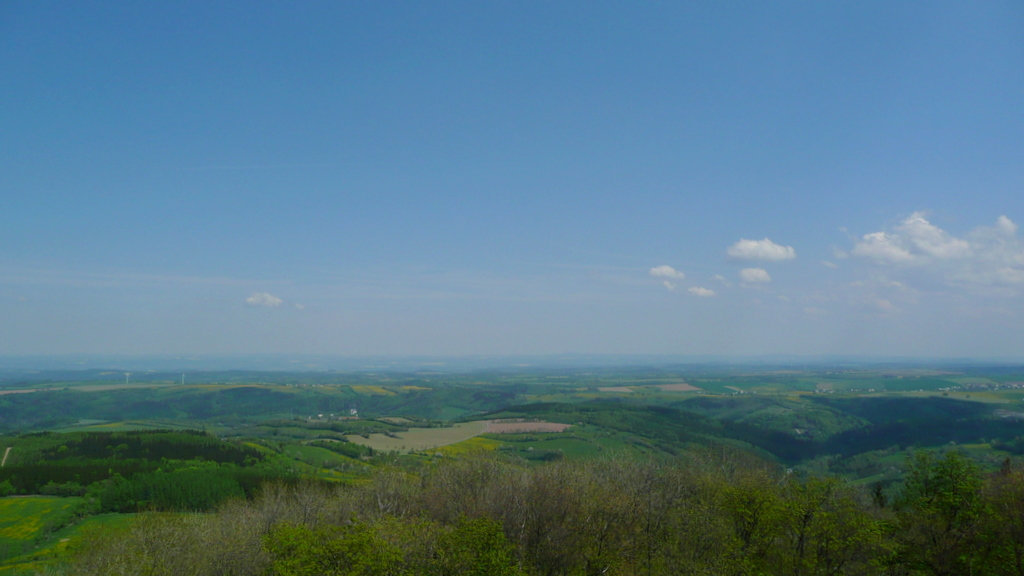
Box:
[345,419,573,453]
[484,420,572,433]
[350,385,396,396]
[346,421,488,452]
[657,382,701,392]
[379,417,414,424]
[598,386,634,393]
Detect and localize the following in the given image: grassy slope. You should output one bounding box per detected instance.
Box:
[0,496,91,574]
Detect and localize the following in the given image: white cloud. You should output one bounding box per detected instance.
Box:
[688,286,716,297]
[853,212,971,264]
[822,260,838,269]
[650,265,685,291]
[852,213,1024,289]
[727,238,796,261]
[246,292,283,307]
[649,265,685,279]
[739,268,771,283]
[852,231,915,263]
[997,215,1018,235]
[897,212,971,259]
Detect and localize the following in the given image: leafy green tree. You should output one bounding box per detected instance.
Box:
[719,466,782,574]
[264,523,341,576]
[519,462,589,575]
[435,517,522,576]
[980,460,1024,576]
[894,450,984,576]
[264,522,404,576]
[648,464,738,576]
[772,476,889,576]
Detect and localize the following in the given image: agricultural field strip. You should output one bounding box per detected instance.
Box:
[345,419,572,452]
[595,381,700,393]
[483,420,572,433]
[346,421,488,452]
[0,383,173,394]
[656,382,701,391]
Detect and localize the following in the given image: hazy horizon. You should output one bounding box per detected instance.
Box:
[3,352,1023,375]
[3,3,1022,358]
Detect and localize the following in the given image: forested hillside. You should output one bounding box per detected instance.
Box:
[2,364,1024,574]
[67,450,1024,576]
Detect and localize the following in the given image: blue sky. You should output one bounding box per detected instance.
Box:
[2,2,1023,359]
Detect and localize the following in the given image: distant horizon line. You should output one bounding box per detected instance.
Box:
[2,352,1023,372]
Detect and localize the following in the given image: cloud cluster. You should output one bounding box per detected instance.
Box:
[649,265,718,296]
[853,213,1024,288]
[246,292,284,307]
[644,213,1024,312]
[650,265,685,290]
[727,238,796,261]
[852,212,971,264]
[725,237,796,285]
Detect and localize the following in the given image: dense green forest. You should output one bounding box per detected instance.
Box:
[65,450,1024,576]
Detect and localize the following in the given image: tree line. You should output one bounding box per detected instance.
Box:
[65,448,1024,576]
[0,431,271,502]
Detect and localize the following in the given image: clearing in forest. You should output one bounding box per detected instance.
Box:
[346,421,488,452]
